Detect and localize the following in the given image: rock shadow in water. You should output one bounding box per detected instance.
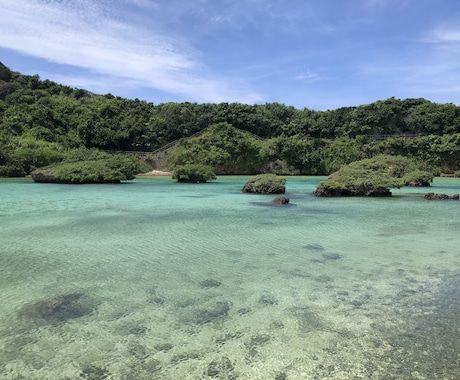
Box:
[249,201,295,208]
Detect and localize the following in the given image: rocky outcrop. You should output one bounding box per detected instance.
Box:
[270,196,290,205]
[313,186,392,197]
[424,192,459,200]
[404,179,431,187]
[31,167,58,183]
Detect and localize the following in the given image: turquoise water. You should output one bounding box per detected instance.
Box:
[1,176,459,379]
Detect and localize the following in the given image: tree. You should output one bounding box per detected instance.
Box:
[167,123,265,174]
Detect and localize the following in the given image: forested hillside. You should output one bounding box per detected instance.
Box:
[1,62,460,176]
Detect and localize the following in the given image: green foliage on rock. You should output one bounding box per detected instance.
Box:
[402,170,434,186]
[313,155,433,197]
[172,164,216,183]
[247,174,286,186]
[242,174,286,194]
[31,148,146,184]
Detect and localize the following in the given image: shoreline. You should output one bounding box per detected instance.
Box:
[137,170,173,176]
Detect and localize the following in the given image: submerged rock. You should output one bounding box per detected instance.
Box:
[270,196,290,205]
[80,365,111,380]
[258,293,278,305]
[313,186,392,197]
[199,279,222,288]
[206,356,234,378]
[186,301,232,325]
[195,301,231,324]
[19,292,95,325]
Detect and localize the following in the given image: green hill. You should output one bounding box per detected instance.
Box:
[1,62,460,177]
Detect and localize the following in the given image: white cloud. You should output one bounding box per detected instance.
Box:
[295,69,321,81]
[428,26,460,43]
[0,0,262,103]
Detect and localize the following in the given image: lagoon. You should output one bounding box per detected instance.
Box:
[1,176,459,379]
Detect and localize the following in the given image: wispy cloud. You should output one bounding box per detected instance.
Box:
[0,0,262,103]
[427,25,460,43]
[295,69,322,81]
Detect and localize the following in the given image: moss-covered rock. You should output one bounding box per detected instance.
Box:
[313,155,433,197]
[31,148,144,184]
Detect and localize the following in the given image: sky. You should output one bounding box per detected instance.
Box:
[1,0,460,110]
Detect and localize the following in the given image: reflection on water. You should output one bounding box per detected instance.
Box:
[1,176,459,379]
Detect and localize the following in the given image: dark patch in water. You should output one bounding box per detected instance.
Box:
[322,252,342,261]
[237,307,251,315]
[290,306,324,333]
[170,350,202,364]
[206,356,235,378]
[304,243,325,251]
[80,365,111,379]
[19,293,95,326]
[126,324,148,335]
[155,342,174,352]
[314,275,334,283]
[288,268,311,278]
[249,201,295,208]
[258,293,278,305]
[199,279,222,288]
[245,334,271,358]
[215,331,242,345]
[182,301,232,325]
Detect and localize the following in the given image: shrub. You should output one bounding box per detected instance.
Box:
[31,149,146,183]
[402,170,434,186]
[172,164,216,183]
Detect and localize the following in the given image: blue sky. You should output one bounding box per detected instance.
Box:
[1,0,460,110]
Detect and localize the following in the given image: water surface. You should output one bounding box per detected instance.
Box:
[1,176,459,379]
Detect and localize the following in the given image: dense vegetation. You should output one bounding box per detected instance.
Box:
[166,122,265,174]
[172,164,216,183]
[1,61,460,177]
[313,155,434,197]
[31,148,146,183]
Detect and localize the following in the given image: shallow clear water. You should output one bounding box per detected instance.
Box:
[1,176,459,379]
